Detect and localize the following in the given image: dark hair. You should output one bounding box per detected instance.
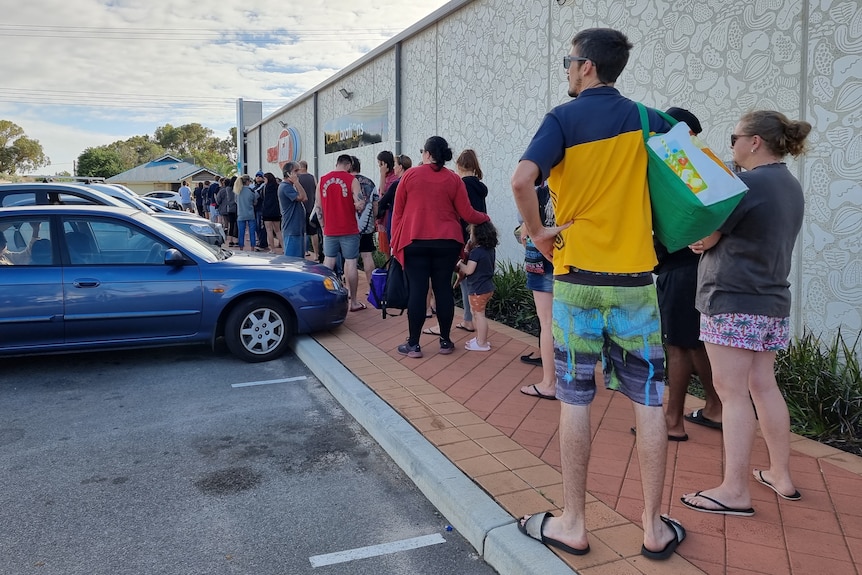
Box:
[571,28,633,84]
[469,221,499,249]
[377,150,394,171]
[350,156,361,173]
[264,172,277,183]
[740,110,812,158]
[336,154,353,167]
[283,162,299,176]
[0,232,6,249]
[423,136,453,171]
[397,154,413,170]
[456,149,483,180]
[665,107,703,135]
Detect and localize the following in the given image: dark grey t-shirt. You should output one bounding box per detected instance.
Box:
[465,246,496,296]
[696,163,804,317]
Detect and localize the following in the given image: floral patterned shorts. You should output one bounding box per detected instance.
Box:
[700,313,790,352]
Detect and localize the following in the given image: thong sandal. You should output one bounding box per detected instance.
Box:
[518,512,590,556]
[455,323,475,332]
[422,326,441,335]
[641,515,686,560]
[684,409,722,430]
[520,385,557,401]
[680,491,754,516]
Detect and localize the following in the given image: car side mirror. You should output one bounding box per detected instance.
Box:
[164,248,185,266]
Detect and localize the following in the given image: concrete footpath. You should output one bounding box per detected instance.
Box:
[291,300,862,575]
[292,335,575,575]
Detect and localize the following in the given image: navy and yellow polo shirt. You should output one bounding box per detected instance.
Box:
[521,87,670,274]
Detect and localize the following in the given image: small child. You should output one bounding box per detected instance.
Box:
[458,221,498,351]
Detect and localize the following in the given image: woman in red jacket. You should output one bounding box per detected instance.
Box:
[390,136,490,358]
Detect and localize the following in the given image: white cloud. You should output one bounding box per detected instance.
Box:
[0,0,450,174]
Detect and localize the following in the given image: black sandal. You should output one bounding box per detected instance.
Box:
[520,352,542,366]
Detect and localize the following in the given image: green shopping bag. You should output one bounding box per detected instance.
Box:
[637,103,748,252]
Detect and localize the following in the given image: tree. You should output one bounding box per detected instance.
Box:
[77,147,125,178]
[0,120,50,175]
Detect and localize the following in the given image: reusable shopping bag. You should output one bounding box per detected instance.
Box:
[637,103,748,252]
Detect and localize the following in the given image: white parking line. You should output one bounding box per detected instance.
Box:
[309,533,446,567]
[230,376,307,388]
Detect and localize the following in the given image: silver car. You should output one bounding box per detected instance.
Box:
[0,183,225,246]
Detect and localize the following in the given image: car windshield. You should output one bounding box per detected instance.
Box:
[128,212,223,261]
[89,184,156,214]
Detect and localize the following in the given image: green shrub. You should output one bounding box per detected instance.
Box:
[775,329,861,451]
[485,261,539,336]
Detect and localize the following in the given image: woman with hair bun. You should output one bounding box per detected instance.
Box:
[390,136,490,358]
[682,110,812,516]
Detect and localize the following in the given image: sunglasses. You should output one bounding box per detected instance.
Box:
[730,134,753,146]
[563,55,589,70]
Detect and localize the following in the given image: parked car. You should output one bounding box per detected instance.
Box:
[143,190,183,202]
[0,183,225,246]
[0,205,348,362]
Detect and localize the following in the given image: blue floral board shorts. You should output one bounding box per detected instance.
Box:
[552,281,665,407]
[700,313,790,351]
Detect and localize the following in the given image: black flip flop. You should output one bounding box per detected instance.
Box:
[520,385,557,401]
[518,512,590,556]
[641,515,686,560]
[680,491,755,516]
[684,409,722,430]
[520,352,542,366]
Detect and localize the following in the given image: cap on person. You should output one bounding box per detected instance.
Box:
[665,107,702,135]
[255,170,264,177]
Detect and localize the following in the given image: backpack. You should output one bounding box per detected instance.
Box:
[371,257,408,318]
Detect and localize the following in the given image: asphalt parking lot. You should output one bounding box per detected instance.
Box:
[0,345,499,575]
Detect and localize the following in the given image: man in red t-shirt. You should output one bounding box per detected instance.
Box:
[314,154,365,311]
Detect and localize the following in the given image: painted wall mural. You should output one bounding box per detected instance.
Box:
[323,100,389,154]
[247,0,862,339]
[266,127,301,171]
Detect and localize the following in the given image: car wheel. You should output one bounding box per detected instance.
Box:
[224,297,293,362]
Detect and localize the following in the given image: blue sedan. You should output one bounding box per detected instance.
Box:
[0,205,348,362]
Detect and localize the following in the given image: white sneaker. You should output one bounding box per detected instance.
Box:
[464,338,491,352]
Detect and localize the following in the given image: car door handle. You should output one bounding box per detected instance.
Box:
[73,279,101,288]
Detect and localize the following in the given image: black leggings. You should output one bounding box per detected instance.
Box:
[403,242,462,346]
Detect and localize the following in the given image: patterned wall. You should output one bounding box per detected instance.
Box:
[249,0,862,338]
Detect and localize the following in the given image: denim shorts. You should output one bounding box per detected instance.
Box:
[526,266,553,293]
[323,233,360,260]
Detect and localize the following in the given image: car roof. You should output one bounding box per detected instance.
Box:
[0,182,127,208]
[0,204,141,218]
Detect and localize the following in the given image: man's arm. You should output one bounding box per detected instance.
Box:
[352,179,365,213]
[511,160,569,261]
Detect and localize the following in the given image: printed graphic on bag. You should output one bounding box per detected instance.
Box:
[656,136,707,194]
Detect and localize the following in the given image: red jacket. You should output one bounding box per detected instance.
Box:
[390,164,490,265]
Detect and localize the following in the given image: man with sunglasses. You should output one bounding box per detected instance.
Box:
[512,28,685,561]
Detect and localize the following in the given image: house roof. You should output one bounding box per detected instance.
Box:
[107,154,220,183]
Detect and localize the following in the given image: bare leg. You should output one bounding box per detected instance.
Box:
[522,403,590,550]
[664,344,693,438]
[682,343,755,510]
[748,351,798,497]
[691,345,722,422]
[633,402,678,552]
[474,310,489,346]
[521,290,556,397]
[360,251,375,287]
[344,258,360,308]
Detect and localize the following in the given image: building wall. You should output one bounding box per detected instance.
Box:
[245,0,862,339]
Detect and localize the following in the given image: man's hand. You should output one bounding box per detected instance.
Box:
[526,222,571,262]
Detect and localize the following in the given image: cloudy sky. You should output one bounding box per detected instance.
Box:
[0,0,450,175]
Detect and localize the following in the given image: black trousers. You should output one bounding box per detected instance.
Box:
[403,241,462,346]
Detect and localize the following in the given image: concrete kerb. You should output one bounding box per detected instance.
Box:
[291,335,575,575]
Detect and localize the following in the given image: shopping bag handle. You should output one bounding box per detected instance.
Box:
[636,103,679,142]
